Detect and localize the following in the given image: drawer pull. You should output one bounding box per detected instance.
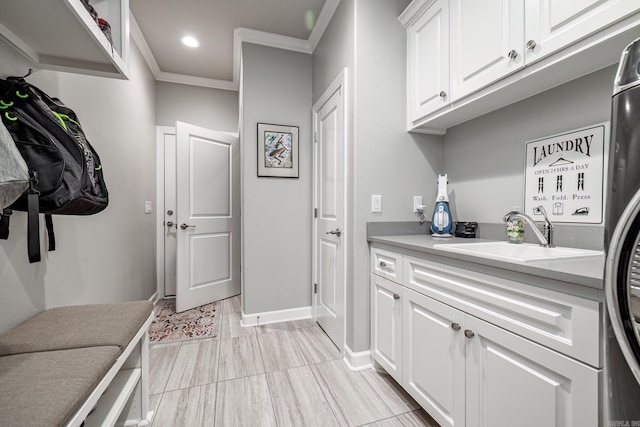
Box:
[379,261,387,267]
[526,39,537,50]
[393,293,400,300]
[451,323,461,331]
[464,329,475,339]
[507,49,518,60]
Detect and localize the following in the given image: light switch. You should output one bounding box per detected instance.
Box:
[371,195,382,213]
[413,196,423,213]
[145,201,152,214]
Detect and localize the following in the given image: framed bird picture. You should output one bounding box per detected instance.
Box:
[257,123,299,178]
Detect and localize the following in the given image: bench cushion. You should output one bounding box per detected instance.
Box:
[0,346,121,427]
[0,300,153,356]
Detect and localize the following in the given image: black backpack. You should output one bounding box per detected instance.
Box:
[0,75,108,263]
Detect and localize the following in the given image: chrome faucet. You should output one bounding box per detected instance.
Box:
[503,205,554,247]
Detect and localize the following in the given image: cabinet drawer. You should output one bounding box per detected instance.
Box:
[403,255,601,367]
[371,248,403,283]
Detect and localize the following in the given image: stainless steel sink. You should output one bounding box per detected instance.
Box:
[433,241,603,263]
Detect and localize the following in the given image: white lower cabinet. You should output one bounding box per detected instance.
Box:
[403,288,465,427]
[465,315,599,427]
[370,248,602,427]
[371,273,403,383]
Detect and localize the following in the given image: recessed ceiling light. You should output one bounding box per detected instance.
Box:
[181,35,199,48]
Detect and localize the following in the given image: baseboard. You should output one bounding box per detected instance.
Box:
[343,345,373,371]
[148,292,159,305]
[241,306,312,327]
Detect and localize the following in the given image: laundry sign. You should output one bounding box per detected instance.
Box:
[524,123,609,224]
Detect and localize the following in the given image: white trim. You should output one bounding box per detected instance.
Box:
[343,345,373,371]
[312,68,348,357]
[308,0,341,51]
[241,306,312,327]
[147,291,158,305]
[131,0,341,90]
[155,126,176,301]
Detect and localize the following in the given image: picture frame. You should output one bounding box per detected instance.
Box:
[257,123,299,178]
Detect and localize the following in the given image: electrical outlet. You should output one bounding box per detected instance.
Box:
[413,196,423,213]
[371,195,382,213]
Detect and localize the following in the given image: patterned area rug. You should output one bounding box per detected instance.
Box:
[149,299,217,343]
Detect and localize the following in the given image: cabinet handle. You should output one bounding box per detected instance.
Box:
[393,293,400,300]
[507,49,518,60]
[379,261,387,267]
[451,323,461,331]
[439,91,447,99]
[464,329,475,338]
[525,39,537,50]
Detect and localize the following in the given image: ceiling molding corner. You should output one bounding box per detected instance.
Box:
[129,12,161,78]
[308,0,340,51]
[157,71,238,91]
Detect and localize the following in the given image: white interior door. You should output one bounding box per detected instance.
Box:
[176,122,240,312]
[313,72,346,352]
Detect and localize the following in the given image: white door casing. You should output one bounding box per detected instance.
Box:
[313,69,347,352]
[176,122,240,312]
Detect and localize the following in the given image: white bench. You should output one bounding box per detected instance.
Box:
[0,301,154,427]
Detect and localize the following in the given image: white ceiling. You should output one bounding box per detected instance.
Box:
[130,0,338,90]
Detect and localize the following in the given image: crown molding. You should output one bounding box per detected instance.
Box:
[131,0,340,91]
[308,0,340,50]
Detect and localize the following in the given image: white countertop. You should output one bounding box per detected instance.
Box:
[368,234,604,290]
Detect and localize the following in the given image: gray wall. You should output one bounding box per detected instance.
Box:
[313,0,444,352]
[241,43,313,315]
[155,81,239,132]
[0,40,157,333]
[443,65,617,236]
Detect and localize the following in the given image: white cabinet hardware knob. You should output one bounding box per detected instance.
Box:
[393,293,400,300]
[507,49,518,60]
[439,91,447,98]
[379,261,387,267]
[525,40,537,50]
[464,329,475,338]
[451,323,461,331]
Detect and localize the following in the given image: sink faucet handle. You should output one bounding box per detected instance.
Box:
[533,205,553,227]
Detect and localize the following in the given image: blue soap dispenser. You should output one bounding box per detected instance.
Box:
[430,174,453,238]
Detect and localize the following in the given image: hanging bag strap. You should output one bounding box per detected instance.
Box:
[0,209,11,240]
[45,214,55,251]
[26,171,40,263]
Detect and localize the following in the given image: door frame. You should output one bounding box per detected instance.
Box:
[155,126,175,300]
[312,68,348,355]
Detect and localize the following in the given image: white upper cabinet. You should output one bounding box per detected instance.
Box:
[450,0,525,100]
[400,0,450,131]
[525,0,640,65]
[0,0,129,79]
[401,0,640,133]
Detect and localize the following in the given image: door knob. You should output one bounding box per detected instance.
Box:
[326,228,342,237]
[166,221,176,228]
[180,223,196,230]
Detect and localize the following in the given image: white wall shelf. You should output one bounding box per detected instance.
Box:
[0,0,129,79]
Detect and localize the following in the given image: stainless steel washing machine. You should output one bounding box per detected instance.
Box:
[605,36,640,426]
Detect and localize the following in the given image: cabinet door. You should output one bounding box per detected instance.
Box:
[403,288,465,427]
[371,274,403,383]
[465,316,599,427]
[450,0,525,99]
[407,0,450,122]
[525,0,640,65]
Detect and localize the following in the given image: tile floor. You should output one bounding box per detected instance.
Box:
[149,295,440,427]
